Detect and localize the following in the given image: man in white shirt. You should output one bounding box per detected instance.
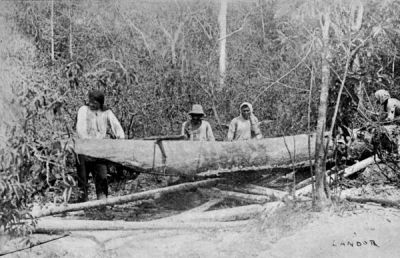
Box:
[227,102,262,141]
[181,104,215,141]
[76,90,125,202]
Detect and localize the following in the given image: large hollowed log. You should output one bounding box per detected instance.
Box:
[71,133,330,176]
[69,125,391,177]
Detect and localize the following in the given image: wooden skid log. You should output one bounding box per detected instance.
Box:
[156,199,225,222]
[344,196,400,209]
[231,184,288,200]
[179,199,223,214]
[198,160,312,177]
[199,187,271,204]
[34,218,250,233]
[159,204,265,222]
[31,178,222,218]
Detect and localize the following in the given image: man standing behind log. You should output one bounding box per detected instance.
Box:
[181,104,215,141]
[76,90,125,202]
[375,89,400,121]
[227,102,262,141]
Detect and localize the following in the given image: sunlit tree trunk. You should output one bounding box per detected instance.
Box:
[50,0,55,62]
[314,10,331,209]
[218,0,227,90]
[68,0,73,59]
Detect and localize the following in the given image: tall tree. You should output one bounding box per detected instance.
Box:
[50,0,55,62]
[314,9,331,208]
[218,0,227,90]
[68,0,73,59]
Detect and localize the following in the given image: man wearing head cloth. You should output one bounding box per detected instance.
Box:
[227,102,262,141]
[76,90,125,201]
[375,89,400,121]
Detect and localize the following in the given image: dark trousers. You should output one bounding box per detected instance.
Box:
[76,154,108,201]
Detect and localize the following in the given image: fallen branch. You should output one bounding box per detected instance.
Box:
[345,196,400,209]
[32,178,222,218]
[159,204,266,222]
[198,160,311,177]
[156,199,224,222]
[180,199,223,214]
[0,233,69,257]
[296,156,379,196]
[200,187,271,204]
[231,184,288,200]
[34,218,249,233]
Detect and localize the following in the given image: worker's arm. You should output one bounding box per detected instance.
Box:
[206,122,215,141]
[226,119,236,141]
[107,110,125,139]
[76,106,90,139]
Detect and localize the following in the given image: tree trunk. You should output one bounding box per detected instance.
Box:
[158,203,269,222]
[50,0,55,62]
[344,196,400,209]
[296,156,380,196]
[34,218,249,233]
[218,0,227,90]
[70,132,328,177]
[314,11,331,208]
[230,184,288,200]
[68,0,73,59]
[206,187,272,204]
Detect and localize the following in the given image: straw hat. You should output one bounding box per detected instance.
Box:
[188,104,205,116]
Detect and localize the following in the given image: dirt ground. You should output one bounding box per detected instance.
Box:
[2,196,400,258]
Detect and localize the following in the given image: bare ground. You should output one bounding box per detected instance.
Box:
[2,195,400,258]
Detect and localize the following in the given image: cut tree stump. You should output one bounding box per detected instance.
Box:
[31,178,222,218]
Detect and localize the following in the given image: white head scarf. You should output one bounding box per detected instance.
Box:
[239,102,258,123]
[375,89,390,104]
[240,102,253,114]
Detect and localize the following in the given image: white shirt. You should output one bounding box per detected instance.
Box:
[227,115,262,141]
[76,105,125,139]
[181,120,215,141]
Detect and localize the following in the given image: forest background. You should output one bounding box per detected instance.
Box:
[1,0,400,234]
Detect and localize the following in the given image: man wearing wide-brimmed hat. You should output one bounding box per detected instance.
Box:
[181,104,215,141]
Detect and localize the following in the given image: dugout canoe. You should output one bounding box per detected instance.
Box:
[70,133,336,176]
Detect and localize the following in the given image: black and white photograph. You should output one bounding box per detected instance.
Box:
[1,0,400,257]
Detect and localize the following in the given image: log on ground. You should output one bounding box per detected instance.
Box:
[231,184,288,200]
[344,196,400,209]
[296,156,380,196]
[199,187,272,203]
[34,218,251,233]
[159,204,262,222]
[31,178,222,218]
